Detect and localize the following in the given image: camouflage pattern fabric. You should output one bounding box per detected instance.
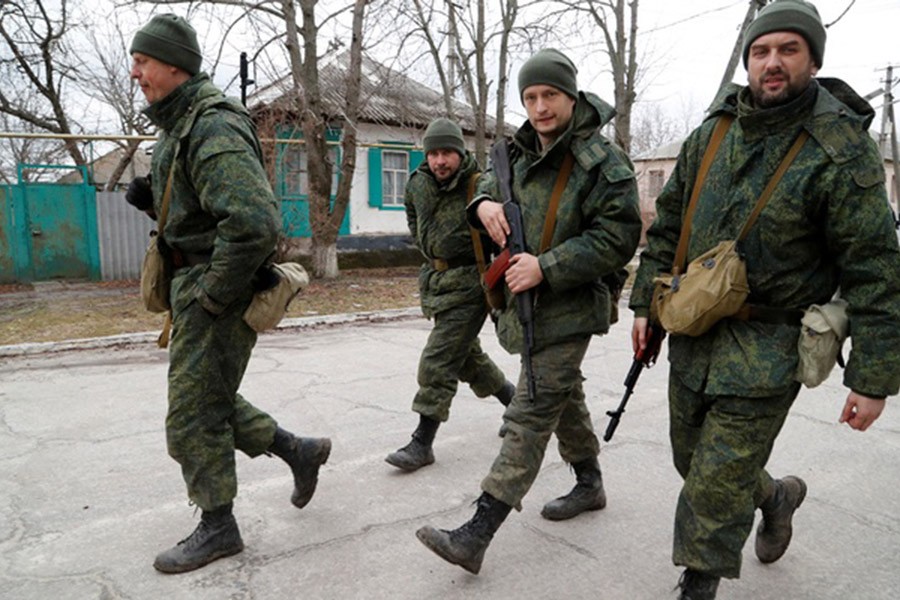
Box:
[631,79,900,398]
[406,151,486,318]
[472,92,642,354]
[472,92,640,510]
[144,73,280,315]
[405,151,507,420]
[143,73,280,510]
[167,266,277,510]
[411,300,507,422]
[669,373,798,578]
[630,78,900,578]
[480,337,598,510]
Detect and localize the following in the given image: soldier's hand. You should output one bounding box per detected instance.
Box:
[476,200,510,248]
[632,316,649,355]
[126,175,153,211]
[506,252,542,293]
[839,391,885,432]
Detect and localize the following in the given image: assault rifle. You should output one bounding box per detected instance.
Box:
[603,321,666,442]
[489,141,537,401]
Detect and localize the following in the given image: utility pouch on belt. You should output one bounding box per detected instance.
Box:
[243,262,310,332]
[796,298,848,388]
[652,116,809,336]
[141,156,178,316]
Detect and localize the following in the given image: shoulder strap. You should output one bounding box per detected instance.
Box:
[672,114,734,274]
[539,151,575,253]
[736,129,810,241]
[467,172,488,275]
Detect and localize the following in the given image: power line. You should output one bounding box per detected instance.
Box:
[642,1,745,34]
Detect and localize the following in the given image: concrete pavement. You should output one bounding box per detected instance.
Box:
[1,311,898,599]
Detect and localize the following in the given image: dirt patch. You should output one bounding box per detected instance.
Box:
[0,267,421,346]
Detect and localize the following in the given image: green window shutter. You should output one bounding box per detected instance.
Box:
[409,150,425,172]
[368,147,382,208]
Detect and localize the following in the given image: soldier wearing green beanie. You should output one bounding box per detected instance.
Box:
[126,13,331,575]
[631,1,900,598]
[416,48,642,574]
[385,117,515,473]
[742,0,826,68]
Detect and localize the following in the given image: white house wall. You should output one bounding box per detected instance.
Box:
[346,122,478,236]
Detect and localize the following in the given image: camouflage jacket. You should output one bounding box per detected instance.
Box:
[405,151,486,317]
[471,92,642,353]
[143,73,279,314]
[630,78,900,398]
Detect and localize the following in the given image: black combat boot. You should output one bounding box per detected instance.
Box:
[495,380,516,406]
[153,503,244,574]
[269,427,332,509]
[676,569,720,600]
[416,492,512,574]
[385,415,439,471]
[540,456,607,520]
[755,475,807,563]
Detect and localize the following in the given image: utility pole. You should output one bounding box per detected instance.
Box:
[881,65,900,224]
[718,0,768,94]
[240,52,255,107]
[447,1,459,101]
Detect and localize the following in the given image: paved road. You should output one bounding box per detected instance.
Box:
[1,314,898,599]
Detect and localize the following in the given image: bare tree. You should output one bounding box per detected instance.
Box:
[0,0,87,167]
[76,16,155,190]
[135,0,371,278]
[552,0,641,153]
[396,0,557,164]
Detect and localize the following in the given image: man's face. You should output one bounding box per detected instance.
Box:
[747,31,818,108]
[130,52,188,104]
[426,148,462,183]
[522,84,575,148]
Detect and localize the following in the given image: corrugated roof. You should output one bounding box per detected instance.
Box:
[248,52,497,135]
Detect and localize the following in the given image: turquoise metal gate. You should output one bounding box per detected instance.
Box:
[0,165,99,283]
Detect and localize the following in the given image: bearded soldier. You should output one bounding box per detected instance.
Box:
[629,1,900,598]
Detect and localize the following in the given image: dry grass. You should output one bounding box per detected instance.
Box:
[0,267,421,346]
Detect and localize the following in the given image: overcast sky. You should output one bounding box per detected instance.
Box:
[563,0,900,129]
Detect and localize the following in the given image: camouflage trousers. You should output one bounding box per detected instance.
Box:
[166,266,278,511]
[669,372,800,578]
[412,300,508,422]
[481,336,600,510]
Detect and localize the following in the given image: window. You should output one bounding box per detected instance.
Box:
[381,151,409,206]
[648,169,665,197]
[281,144,339,197]
[367,144,423,210]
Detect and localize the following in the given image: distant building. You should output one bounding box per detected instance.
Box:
[248,52,505,240]
[57,148,150,190]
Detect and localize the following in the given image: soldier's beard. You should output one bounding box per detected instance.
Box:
[750,69,813,109]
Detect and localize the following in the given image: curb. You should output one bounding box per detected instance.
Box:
[0,306,423,358]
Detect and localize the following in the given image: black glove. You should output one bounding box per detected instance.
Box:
[126,175,153,211]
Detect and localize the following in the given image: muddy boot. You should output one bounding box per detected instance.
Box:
[153,503,244,574]
[385,415,439,472]
[269,427,332,509]
[755,475,807,563]
[415,492,511,574]
[540,457,607,521]
[675,569,720,600]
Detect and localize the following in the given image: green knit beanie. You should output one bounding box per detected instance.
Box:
[423,118,466,156]
[517,49,578,102]
[130,13,203,75]
[742,0,826,68]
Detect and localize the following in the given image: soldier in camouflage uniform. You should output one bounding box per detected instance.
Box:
[629,2,900,598]
[385,118,515,472]
[416,49,642,574]
[125,14,331,574]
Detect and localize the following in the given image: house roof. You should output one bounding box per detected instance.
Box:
[248,52,498,135]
